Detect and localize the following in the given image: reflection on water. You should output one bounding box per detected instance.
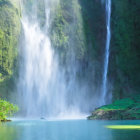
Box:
[0,123,19,140]
[0,120,140,140]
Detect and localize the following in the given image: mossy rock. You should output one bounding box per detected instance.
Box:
[88,97,140,120]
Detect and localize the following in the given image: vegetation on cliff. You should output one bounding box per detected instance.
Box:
[0,0,20,121]
[0,0,20,97]
[50,0,86,62]
[109,0,140,99]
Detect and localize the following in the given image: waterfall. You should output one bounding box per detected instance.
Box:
[18,0,88,119]
[101,0,111,105]
[18,0,57,118]
[17,0,111,119]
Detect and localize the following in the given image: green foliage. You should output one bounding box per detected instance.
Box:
[0,99,19,121]
[0,0,20,83]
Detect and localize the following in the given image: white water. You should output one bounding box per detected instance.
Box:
[18,0,112,119]
[18,0,89,119]
[101,0,111,105]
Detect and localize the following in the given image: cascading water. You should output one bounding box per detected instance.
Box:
[18,0,88,119]
[18,0,57,118]
[18,0,111,119]
[101,0,111,105]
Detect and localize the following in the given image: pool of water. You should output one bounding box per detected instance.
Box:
[0,120,140,140]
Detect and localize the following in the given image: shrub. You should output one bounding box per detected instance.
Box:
[0,99,18,121]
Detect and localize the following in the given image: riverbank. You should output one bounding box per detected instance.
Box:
[88,96,140,120]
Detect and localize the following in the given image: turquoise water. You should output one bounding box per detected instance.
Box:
[0,120,140,140]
